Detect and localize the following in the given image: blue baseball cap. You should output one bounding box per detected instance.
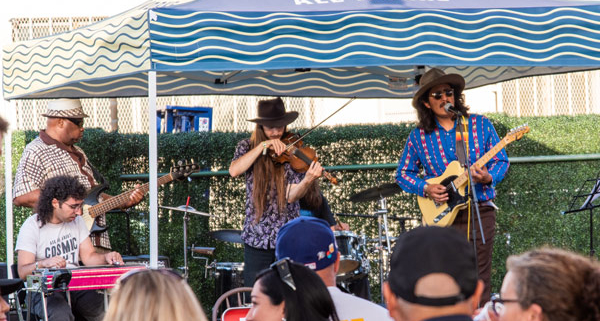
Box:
[276,216,338,271]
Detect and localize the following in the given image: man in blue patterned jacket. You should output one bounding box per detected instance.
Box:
[395,68,509,303]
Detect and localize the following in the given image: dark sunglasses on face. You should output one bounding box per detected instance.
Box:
[430,89,454,100]
[65,118,84,128]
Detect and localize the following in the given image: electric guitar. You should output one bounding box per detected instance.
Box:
[82,162,200,233]
[419,124,529,227]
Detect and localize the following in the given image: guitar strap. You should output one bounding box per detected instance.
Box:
[456,120,472,240]
[87,161,108,187]
[455,122,469,166]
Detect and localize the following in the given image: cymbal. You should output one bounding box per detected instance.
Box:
[209,229,243,243]
[159,205,211,217]
[349,183,402,203]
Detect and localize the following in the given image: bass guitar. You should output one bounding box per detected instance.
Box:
[419,124,529,227]
[82,161,200,233]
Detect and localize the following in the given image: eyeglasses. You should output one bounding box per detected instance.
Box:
[117,268,183,287]
[430,89,454,100]
[491,293,520,315]
[62,202,84,210]
[270,258,296,291]
[65,118,84,128]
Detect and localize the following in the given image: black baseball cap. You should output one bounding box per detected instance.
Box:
[388,226,478,306]
[0,279,24,295]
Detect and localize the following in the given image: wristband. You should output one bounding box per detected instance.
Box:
[35,261,39,270]
[262,142,268,155]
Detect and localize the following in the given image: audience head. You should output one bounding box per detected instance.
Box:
[104,269,207,321]
[246,259,339,321]
[0,279,24,317]
[496,247,600,321]
[276,217,339,284]
[384,226,483,321]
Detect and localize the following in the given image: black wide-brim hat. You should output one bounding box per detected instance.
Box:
[0,278,24,295]
[248,97,298,127]
[412,68,465,108]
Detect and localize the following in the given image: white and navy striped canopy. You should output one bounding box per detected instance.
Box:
[4,0,600,99]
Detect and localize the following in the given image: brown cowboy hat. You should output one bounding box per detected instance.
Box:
[412,68,465,108]
[248,97,298,127]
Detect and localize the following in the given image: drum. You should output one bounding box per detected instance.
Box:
[334,231,363,276]
[212,262,245,299]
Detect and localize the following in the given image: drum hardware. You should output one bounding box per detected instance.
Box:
[350,183,401,303]
[160,199,211,280]
[206,261,245,303]
[209,229,243,243]
[190,245,215,278]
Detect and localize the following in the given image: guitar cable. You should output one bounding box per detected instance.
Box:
[460,115,472,242]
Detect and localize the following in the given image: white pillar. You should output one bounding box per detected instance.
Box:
[148,72,158,268]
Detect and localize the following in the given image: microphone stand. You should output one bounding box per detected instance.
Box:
[454,111,486,255]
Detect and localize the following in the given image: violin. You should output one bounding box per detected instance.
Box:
[269,132,339,185]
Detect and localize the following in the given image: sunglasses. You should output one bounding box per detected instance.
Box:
[65,118,84,128]
[430,89,454,100]
[490,293,520,315]
[270,258,296,291]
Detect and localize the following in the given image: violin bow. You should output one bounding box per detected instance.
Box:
[286,96,356,148]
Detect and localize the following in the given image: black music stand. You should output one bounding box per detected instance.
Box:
[562,170,600,257]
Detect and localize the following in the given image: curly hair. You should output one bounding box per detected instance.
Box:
[36,175,86,226]
[414,85,470,133]
[506,247,600,321]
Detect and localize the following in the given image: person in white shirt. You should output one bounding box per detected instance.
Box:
[16,175,123,321]
[275,216,393,321]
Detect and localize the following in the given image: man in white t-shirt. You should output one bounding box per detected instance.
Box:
[16,175,123,321]
[276,216,393,321]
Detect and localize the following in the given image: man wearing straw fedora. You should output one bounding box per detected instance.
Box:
[229,97,324,287]
[13,98,144,253]
[395,68,510,303]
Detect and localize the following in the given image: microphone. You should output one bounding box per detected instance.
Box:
[444,103,461,115]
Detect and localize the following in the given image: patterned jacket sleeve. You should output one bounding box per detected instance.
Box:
[395,129,429,197]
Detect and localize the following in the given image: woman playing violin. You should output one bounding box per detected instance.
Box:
[229,97,323,287]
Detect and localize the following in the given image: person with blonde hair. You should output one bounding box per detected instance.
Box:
[103,269,208,321]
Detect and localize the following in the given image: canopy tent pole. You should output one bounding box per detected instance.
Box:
[4,100,15,277]
[148,71,158,268]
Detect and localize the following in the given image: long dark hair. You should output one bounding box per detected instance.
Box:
[415,85,470,133]
[249,124,287,222]
[300,180,323,212]
[36,175,86,226]
[255,261,340,321]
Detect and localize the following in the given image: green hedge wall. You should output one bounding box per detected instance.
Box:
[1,114,599,311]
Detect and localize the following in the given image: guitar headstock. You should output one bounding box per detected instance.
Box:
[171,160,201,181]
[504,124,530,143]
